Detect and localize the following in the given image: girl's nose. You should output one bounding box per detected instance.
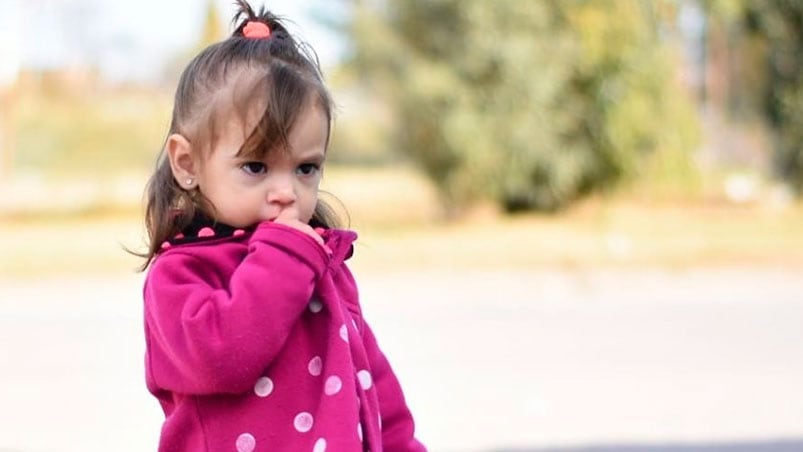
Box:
[267,179,296,205]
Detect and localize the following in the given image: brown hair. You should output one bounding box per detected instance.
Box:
[139,0,341,270]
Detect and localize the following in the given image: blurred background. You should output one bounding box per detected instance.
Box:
[1,0,802,451]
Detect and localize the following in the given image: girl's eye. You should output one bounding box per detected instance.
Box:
[297,163,320,176]
[242,162,266,175]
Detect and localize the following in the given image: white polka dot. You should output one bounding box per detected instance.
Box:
[357,370,372,390]
[357,423,363,442]
[339,324,348,342]
[294,412,314,433]
[324,375,342,395]
[254,377,274,397]
[313,437,327,452]
[308,356,323,376]
[309,299,323,313]
[236,433,256,452]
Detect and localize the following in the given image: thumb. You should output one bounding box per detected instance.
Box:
[275,207,300,222]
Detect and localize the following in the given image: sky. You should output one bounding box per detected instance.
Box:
[0,0,348,85]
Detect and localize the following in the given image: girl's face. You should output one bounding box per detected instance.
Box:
[194,101,328,228]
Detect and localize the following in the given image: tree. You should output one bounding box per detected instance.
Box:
[199,0,225,50]
[744,1,803,194]
[701,0,803,194]
[162,1,225,86]
[346,0,699,213]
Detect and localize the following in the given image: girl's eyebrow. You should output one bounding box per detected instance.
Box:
[296,150,326,162]
[231,150,325,164]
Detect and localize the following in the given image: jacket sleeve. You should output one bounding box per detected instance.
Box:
[362,322,427,452]
[144,222,329,395]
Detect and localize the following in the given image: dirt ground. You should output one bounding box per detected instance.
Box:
[1,265,802,452]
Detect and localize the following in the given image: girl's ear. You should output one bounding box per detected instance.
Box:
[165,134,198,189]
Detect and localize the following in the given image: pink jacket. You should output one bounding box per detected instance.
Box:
[143,222,426,452]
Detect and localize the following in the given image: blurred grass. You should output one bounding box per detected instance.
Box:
[14,83,171,175]
[2,84,801,279]
[1,164,802,279]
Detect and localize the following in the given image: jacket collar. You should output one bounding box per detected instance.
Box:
[164,214,251,247]
[165,214,357,263]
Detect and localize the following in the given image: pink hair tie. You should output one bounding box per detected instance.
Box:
[243,21,271,39]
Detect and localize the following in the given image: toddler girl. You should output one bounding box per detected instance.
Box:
[140,2,426,451]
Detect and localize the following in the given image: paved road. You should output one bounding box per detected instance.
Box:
[495,439,803,451]
[1,267,802,451]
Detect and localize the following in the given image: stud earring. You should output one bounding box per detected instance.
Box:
[185,178,193,186]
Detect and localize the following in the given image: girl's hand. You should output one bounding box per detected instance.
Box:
[272,208,325,247]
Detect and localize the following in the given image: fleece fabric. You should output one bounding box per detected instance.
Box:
[143,221,426,452]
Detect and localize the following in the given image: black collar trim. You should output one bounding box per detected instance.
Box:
[164,215,251,248]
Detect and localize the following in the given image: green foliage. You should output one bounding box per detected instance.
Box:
[702,0,803,194]
[700,0,746,21]
[743,1,803,194]
[346,0,700,213]
[199,0,226,51]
